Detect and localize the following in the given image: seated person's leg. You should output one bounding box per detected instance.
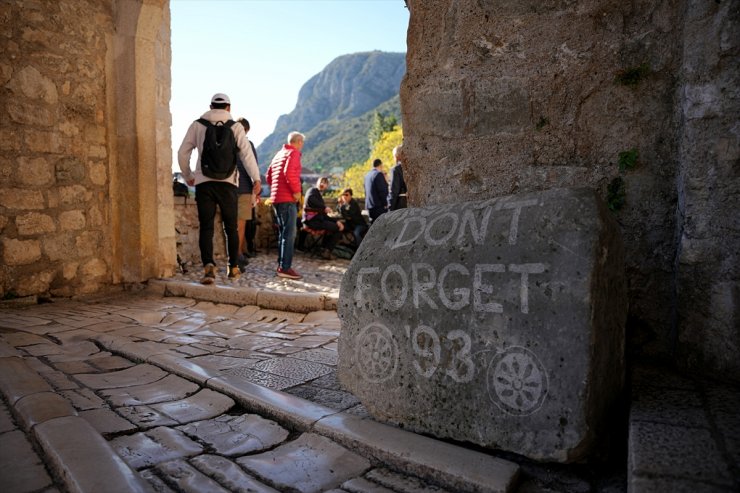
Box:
[305,216,340,254]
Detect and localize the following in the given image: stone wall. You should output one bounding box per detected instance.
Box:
[0,0,174,298]
[402,0,738,380]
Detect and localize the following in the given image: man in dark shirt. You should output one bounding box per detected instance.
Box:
[337,187,368,249]
[364,158,388,223]
[303,177,344,259]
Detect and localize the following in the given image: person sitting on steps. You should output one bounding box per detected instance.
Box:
[302,176,344,259]
[337,187,367,250]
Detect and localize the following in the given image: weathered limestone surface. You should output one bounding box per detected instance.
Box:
[0,0,175,298]
[338,188,627,462]
[402,0,739,382]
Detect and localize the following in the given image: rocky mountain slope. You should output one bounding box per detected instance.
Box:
[256,51,405,173]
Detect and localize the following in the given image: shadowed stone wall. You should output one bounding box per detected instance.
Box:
[401,0,738,380]
[0,0,175,297]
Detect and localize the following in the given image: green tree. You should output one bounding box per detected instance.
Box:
[368,111,398,148]
[342,125,403,197]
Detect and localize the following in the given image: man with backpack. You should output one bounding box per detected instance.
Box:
[177,93,261,285]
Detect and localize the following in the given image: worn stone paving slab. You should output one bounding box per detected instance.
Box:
[177,414,289,456]
[139,469,177,493]
[74,364,168,389]
[14,392,77,430]
[100,373,199,407]
[247,308,306,323]
[237,433,371,493]
[116,404,178,428]
[110,426,203,469]
[250,356,334,382]
[289,348,339,366]
[155,459,231,492]
[52,328,98,344]
[148,388,235,424]
[190,454,279,493]
[79,408,138,436]
[20,342,67,357]
[281,335,335,348]
[172,345,211,357]
[51,359,97,374]
[188,354,263,371]
[117,309,168,325]
[286,385,360,411]
[161,334,203,345]
[0,357,53,405]
[0,332,51,347]
[0,429,53,493]
[148,353,223,384]
[61,387,107,411]
[0,314,52,328]
[90,355,136,372]
[222,366,303,390]
[258,344,306,356]
[0,340,22,358]
[43,370,80,391]
[227,334,288,352]
[34,415,152,493]
[0,400,15,433]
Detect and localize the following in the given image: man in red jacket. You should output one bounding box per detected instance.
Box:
[266,131,304,279]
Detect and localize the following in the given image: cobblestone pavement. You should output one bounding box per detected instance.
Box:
[1,252,736,492]
[173,250,349,296]
[0,267,520,493]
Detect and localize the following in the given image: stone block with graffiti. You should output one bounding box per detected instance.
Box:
[337,187,627,462]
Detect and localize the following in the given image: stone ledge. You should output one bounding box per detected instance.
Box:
[148,279,336,313]
[34,415,152,493]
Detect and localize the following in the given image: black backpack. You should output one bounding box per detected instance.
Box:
[196,118,238,179]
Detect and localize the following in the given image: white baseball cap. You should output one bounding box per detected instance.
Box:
[210,93,231,104]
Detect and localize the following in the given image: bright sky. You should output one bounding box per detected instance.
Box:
[171,0,410,170]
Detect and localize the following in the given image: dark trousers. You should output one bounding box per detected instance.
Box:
[245,207,257,253]
[195,181,239,268]
[304,216,342,251]
[350,223,368,249]
[368,207,386,223]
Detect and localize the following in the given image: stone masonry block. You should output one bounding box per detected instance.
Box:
[2,237,42,266]
[0,188,45,210]
[59,210,86,230]
[338,188,627,462]
[15,212,56,235]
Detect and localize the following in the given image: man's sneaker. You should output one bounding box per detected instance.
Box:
[228,265,241,280]
[276,267,302,280]
[200,263,216,285]
[321,249,336,260]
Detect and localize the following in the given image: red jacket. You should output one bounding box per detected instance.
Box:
[266,144,302,204]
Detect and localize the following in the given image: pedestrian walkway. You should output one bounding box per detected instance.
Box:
[0,252,737,492]
[0,281,518,493]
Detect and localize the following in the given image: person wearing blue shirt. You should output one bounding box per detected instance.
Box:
[364,158,388,223]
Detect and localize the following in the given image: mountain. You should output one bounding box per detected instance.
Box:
[256,51,405,173]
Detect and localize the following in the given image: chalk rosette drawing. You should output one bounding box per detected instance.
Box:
[488,346,548,416]
[356,323,399,383]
